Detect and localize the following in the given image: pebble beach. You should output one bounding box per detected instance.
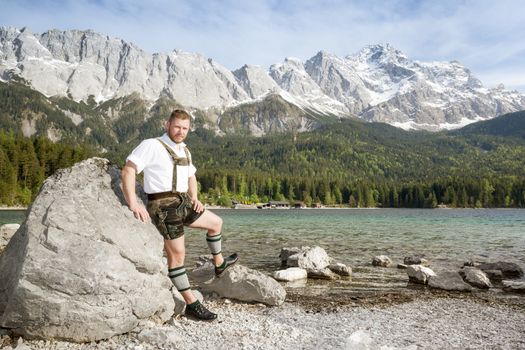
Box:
[2,291,524,350]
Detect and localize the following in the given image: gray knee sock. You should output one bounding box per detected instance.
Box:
[168,266,191,292]
[206,233,222,255]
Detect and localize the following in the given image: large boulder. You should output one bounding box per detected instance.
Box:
[428,272,473,292]
[0,158,174,342]
[190,260,286,306]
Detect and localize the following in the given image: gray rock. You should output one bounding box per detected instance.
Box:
[307,268,340,280]
[428,272,473,292]
[397,264,408,269]
[477,262,523,278]
[459,267,492,289]
[328,263,352,277]
[135,327,183,348]
[372,255,393,267]
[502,280,525,294]
[404,256,430,267]
[190,261,286,306]
[279,247,302,265]
[484,269,503,282]
[0,158,174,342]
[0,224,20,250]
[406,265,436,284]
[286,246,331,270]
[272,267,308,282]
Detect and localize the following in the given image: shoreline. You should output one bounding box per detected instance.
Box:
[1,291,523,349]
[0,207,27,211]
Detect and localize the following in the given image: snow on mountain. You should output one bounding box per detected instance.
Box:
[1,26,525,132]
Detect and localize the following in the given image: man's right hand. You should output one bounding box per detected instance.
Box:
[129,203,150,222]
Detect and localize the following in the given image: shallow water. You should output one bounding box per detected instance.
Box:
[3,208,524,296]
[185,208,525,296]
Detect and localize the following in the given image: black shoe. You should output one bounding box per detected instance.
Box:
[215,253,239,277]
[185,302,217,321]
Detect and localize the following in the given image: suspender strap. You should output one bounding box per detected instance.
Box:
[157,139,192,193]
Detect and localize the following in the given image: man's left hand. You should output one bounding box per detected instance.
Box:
[192,198,204,213]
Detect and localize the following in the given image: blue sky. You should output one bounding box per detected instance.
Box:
[1,0,525,92]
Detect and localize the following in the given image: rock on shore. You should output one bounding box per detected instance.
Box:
[0,158,174,342]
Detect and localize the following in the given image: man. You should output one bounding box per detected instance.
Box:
[121,109,238,321]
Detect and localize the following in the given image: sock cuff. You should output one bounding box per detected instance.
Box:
[206,234,222,242]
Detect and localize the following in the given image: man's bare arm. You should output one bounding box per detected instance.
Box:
[121,160,150,222]
[188,174,204,213]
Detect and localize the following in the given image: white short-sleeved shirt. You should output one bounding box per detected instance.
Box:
[126,134,197,194]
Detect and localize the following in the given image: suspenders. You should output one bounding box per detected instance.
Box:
[157,139,192,193]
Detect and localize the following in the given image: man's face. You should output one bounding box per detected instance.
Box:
[166,117,190,144]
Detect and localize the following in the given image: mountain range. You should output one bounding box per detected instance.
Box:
[1,26,525,136]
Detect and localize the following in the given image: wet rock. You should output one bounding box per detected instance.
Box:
[404,256,430,267]
[397,264,408,269]
[328,263,352,277]
[372,255,393,267]
[406,265,436,284]
[0,158,174,342]
[273,267,308,282]
[459,267,492,289]
[484,269,503,282]
[477,262,523,278]
[286,246,331,270]
[279,247,302,265]
[307,268,340,280]
[502,281,525,294]
[190,261,286,306]
[428,272,473,292]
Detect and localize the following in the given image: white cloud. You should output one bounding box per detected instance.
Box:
[1,0,524,91]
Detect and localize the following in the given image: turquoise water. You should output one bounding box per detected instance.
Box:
[0,209,26,226]
[186,208,525,295]
[3,208,524,295]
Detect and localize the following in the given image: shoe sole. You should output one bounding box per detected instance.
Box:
[184,314,218,322]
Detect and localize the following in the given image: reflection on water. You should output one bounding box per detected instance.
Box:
[3,208,524,296]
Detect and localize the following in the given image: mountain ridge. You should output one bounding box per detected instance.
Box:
[1,26,525,134]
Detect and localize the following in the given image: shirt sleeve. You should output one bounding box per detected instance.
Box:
[126,139,157,174]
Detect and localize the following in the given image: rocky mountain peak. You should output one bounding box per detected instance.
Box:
[353,43,408,65]
[1,26,524,132]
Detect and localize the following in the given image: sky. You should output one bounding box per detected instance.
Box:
[1,0,525,92]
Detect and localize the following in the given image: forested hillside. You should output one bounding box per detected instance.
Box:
[1,78,524,208]
[0,130,95,205]
[182,116,525,208]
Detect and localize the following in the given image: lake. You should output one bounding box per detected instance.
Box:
[2,208,524,297]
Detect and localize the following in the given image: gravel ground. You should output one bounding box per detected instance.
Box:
[2,292,524,350]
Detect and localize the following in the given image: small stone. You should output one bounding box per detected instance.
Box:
[428,272,473,292]
[328,263,352,277]
[372,255,393,267]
